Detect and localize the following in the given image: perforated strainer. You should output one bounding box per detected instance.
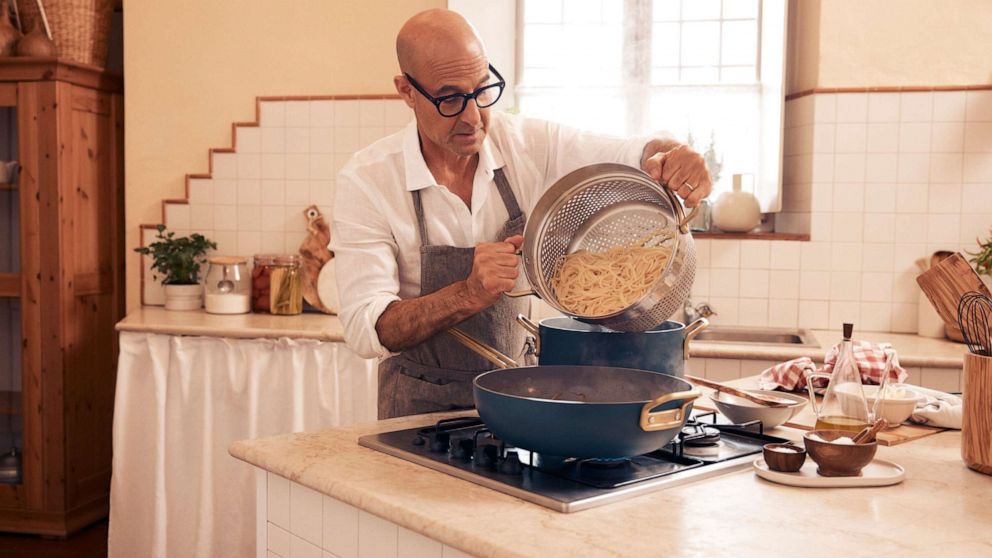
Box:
[514,163,698,332]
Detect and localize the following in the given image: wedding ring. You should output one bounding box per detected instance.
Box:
[683,181,696,192]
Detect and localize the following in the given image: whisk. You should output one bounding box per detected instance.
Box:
[957,291,992,356]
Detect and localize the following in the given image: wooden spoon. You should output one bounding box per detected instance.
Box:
[684,375,795,408]
[852,419,890,444]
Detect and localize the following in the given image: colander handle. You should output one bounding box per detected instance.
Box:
[663,184,700,234]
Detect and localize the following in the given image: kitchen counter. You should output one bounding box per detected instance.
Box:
[115,306,345,342]
[230,411,992,558]
[117,307,965,369]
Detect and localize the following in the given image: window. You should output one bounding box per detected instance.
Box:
[514,0,787,211]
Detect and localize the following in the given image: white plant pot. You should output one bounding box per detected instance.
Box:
[164,284,203,311]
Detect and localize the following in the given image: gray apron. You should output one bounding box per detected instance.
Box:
[377,168,529,419]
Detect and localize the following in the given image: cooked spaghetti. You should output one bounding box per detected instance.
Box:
[551,240,671,316]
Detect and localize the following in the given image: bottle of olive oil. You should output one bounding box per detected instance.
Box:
[813,323,871,432]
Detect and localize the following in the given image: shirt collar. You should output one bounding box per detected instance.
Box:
[402,120,505,192]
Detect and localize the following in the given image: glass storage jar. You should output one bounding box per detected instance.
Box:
[204,256,251,314]
[251,254,303,315]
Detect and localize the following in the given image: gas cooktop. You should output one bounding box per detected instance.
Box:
[358,411,788,512]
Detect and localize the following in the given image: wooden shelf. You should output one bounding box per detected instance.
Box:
[0,391,20,415]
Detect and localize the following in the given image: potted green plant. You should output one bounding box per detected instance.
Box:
[135,225,217,311]
[968,227,992,290]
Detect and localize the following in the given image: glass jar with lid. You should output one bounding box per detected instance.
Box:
[204,256,251,314]
[251,254,303,315]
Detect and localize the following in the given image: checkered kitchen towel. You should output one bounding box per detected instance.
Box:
[758,341,908,392]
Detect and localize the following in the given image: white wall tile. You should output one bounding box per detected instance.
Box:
[738,298,769,326]
[190,204,214,231]
[799,270,830,300]
[691,267,710,298]
[867,93,899,122]
[895,182,929,213]
[814,94,836,123]
[710,240,740,268]
[261,180,286,206]
[898,122,931,153]
[866,123,899,152]
[860,302,892,332]
[739,240,770,269]
[238,179,262,205]
[237,231,262,256]
[834,123,867,153]
[894,213,928,244]
[360,127,388,147]
[929,154,963,184]
[965,90,992,121]
[324,497,359,558]
[286,127,311,153]
[707,297,739,326]
[285,101,311,127]
[212,153,238,179]
[960,213,990,243]
[798,300,830,329]
[933,91,966,121]
[211,231,237,255]
[694,239,711,267]
[385,101,412,127]
[238,205,262,230]
[707,358,741,382]
[291,483,324,548]
[769,242,801,270]
[831,213,864,243]
[812,153,835,182]
[963,153,992,182]
[813,123,835,153]
[310,128,334,153]
[831,242,863,272]
[834,153,866,182]
[767,300,798,328]
[900,92,933,122]
[865,153,898,182]
[832,182,864,212]
[830,271,861,301]
[286,154,310,180]
[188,178,214,204]
[810,181,832,211]
[810,211,832,241]
[768,269,800,299]
[829,300,860,325]
[800,242,832,271]
[292,535,323,558]
[285,181,311,207]
[892,271,922,304]
[238,153,262,179]
[891,302,917,333]
[311,101,335,127]
[237,126,261,153]
[261,232,286,253]
[930,121,965,152]
[268,523,291,557]
[268,474,291,530]
[739,269,769,298]
[863,183,897,212]
[862,213,895,244]
[837,93,868,123]
[442,546,475,558]
[926,214,962,244]
[862,243,895,272]
[358,511,398,558]
[861,272,893,302]
[311,153,337,180]
[964,122,992,152]
[213,179,238,203]
[164,204,190,230]
[214,205,238,231]
[260,102,286,127]
[398,527,443,558]
[334,100,362,127]
[897,154,930,182]
[711,268,741,297]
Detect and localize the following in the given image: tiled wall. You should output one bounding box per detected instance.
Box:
[692,90,992,333]
[141,98,411,305]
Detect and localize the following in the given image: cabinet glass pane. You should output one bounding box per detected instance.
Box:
[0,297,22,484]
[0,106,17,275]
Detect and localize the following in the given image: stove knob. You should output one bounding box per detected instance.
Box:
[429,432,450,453]
[450,438,474,461]
[498,451,523,475]
[474,443,498,468]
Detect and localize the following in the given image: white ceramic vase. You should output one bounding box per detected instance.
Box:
[164,284,203,311]
[712,174,761,233]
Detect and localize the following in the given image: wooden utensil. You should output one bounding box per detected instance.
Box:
[685,374,794,408]
[852,419,889,444]
[962,353,992,475]
[916,252,991,334]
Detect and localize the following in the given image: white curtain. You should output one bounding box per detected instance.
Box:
[108,332,377,558]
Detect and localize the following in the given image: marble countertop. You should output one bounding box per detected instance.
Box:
[118,307,966,368]
[230,411,992,558]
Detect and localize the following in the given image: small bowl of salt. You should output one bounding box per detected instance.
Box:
[803,430,877,477]
[762,443,807,472]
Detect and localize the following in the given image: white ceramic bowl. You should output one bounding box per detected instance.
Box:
[711,390,808,429]
[862,385,922,427]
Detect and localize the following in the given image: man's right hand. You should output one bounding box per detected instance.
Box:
[464,234,523,308]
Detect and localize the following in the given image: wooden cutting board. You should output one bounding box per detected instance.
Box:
[916,252,991,331]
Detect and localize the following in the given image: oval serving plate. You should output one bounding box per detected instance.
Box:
[753,458,906,488]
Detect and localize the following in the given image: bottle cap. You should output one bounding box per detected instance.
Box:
[843,322,854,340]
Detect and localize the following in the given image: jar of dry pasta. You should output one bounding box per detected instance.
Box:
[251,254,303,315]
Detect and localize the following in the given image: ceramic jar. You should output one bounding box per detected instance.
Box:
[712,174,761,233]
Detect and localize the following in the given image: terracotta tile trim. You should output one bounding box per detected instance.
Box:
[785,84,992,101]
[138,93,402,305]
[694,232,810,241]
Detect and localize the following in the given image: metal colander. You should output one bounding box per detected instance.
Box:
[518,163,697,332]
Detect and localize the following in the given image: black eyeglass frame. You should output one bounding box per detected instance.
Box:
[404,64,506,117]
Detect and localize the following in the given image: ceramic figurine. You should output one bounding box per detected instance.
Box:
[298,204,335,314]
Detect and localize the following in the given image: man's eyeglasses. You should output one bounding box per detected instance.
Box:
[404,64,505,117]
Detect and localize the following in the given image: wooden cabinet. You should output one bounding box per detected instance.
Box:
[0,59,123,536]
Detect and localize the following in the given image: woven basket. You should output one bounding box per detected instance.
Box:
[15,0,113,67]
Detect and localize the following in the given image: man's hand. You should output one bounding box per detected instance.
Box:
[642,144,712,208]
[463,234,523,308]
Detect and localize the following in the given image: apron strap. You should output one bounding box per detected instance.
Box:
[410,167,523,249]
[411,189,431,247]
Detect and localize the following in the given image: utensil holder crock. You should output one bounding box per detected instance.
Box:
[962,353,992,475]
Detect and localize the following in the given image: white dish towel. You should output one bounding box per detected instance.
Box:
[890,383,963,429]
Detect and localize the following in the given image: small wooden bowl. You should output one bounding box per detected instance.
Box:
[762,443,807,473]
[803,430,877,477]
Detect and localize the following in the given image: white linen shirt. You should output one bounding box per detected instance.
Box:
[331,111,648,359]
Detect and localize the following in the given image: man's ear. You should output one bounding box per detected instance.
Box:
[394,75,416,109]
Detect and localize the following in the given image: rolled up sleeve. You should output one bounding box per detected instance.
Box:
[330,169,401,360]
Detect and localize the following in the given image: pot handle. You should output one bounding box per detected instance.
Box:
[682,317,709,360]
[806,371,832,418]
[447,328,518,369]
[515,314,540,356]
[661,180,701,234]
[639,388,702,432]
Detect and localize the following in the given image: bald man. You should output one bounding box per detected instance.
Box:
[331,9,712,419]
